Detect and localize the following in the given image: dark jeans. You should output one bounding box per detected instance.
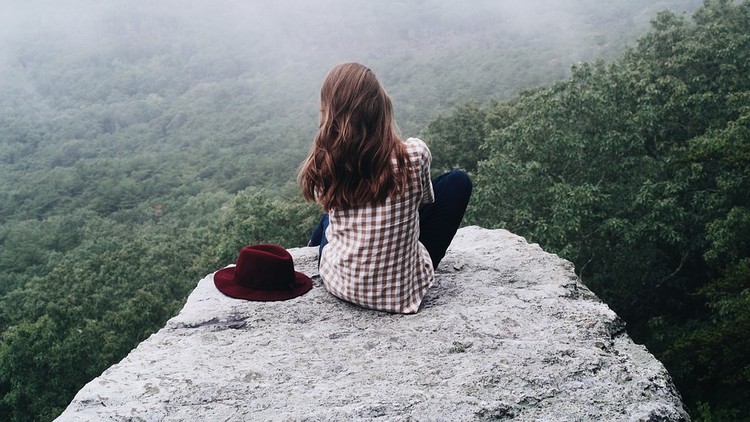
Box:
[309,170,472,269]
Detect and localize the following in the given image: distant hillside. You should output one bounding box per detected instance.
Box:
[0,1,704,420]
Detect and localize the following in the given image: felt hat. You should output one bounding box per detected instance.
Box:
[214,244,313,301]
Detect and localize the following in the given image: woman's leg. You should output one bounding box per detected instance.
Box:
[309,214,329,265]
[419,170,472,268]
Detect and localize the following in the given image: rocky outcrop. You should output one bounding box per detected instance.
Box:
[56,226,688,421]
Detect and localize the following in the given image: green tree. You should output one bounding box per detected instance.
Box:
[423,103,488,173]
[211,191,320,266]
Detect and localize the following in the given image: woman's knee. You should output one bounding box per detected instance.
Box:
[445,170,473,197]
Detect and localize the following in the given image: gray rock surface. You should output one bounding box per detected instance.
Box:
[57,226,689,421]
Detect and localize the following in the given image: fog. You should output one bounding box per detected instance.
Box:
[0,0,703,137]
[1,0,703,77]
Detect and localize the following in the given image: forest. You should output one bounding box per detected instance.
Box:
[1,0,746,420]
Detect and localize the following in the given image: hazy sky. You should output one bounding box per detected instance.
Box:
[1,0,704,61]
[0,0,704,135]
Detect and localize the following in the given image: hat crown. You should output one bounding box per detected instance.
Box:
[213,243,312,301]
[234,244,296,291]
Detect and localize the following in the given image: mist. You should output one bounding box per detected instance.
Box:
[1,0,703,138]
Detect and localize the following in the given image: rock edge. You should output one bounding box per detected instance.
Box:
[56,226,689,421]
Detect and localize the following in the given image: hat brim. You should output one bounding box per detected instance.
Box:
[213,266,313,301]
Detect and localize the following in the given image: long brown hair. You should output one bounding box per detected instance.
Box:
[298,63,409,211]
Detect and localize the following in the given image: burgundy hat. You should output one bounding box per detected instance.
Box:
[214,244,313,301]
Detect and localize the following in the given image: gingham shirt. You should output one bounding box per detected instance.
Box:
[320,137,435,314]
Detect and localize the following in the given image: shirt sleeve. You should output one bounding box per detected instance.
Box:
[420,141,434,206]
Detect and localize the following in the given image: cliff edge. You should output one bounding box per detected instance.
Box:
[56,226,688,421]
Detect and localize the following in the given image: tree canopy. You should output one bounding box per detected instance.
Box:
[1,0,729,420]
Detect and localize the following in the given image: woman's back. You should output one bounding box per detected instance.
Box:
[319,138,435,314]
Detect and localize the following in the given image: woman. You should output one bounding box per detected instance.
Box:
[299,62,471,314]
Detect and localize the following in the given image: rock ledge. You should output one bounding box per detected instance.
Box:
[57,226,688,421]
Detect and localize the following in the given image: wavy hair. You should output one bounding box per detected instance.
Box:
[298,63,409,211]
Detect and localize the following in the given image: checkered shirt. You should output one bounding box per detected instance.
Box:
[319,137,435,314]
